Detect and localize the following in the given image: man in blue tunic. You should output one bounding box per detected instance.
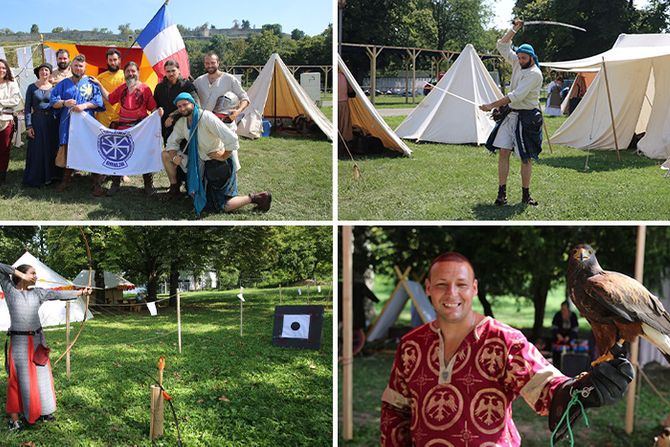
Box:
[50,54,106,195]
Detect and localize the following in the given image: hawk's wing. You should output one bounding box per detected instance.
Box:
[584,271,670,334]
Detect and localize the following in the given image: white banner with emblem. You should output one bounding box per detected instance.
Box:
[67,111,163,175]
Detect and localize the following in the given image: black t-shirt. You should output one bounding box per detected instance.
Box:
[153,77,198,141]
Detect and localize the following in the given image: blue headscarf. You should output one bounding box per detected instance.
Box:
[515,43,540,69]
[173,92,206,216]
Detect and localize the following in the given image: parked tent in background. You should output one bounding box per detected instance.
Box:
[72,269,134,303]
[395,44,502,145]
[544,34,670,160]
[237,53,333,140]
[0,252,93,330]
[337,54,412,157]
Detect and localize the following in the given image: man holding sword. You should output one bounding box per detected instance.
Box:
[480,18,544,207]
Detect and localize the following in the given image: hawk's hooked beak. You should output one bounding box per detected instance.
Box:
[574,248,591,262]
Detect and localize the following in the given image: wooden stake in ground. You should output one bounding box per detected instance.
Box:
[65,301,71,379]
[150,357,166,441]
[342,226,354,440]
[237,288,245,336]
[176,291,182,354]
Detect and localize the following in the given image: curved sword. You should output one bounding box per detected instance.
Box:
[523,20,587,32]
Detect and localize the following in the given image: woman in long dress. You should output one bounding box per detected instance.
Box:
[0,59,21,185]
[0,262,91,430]
[23,63,61,186]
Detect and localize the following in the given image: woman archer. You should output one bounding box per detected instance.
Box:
[0,262,91,430]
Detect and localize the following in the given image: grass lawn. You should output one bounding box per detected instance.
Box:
[0,286,333,446]
[1,113,332,221]
[339,281,670,446]
[366,94,427,109]
[339,113,670,221]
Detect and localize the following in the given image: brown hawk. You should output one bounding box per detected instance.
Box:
[567,244,670,365]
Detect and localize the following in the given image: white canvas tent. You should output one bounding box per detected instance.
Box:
[543,34,670,160]
[0,252,93,330]
[73,269,134,303]
[366,268,436,342]
[237,53,333,140]
[338,54,412,156]
[395,44,503,145]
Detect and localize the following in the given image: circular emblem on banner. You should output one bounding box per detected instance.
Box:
[470,388,508,434]
[421,384,463,431]
[97,130,134,169]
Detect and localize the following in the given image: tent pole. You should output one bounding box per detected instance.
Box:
[65,301,71,379]
[541,104,553,154]
[273,62,277,134]
[342,226,354,440]
[40,34,45,64]
[625,225,646,433]
[601,57,621,161]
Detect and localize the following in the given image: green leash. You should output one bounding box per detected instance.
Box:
[550,387,592,447]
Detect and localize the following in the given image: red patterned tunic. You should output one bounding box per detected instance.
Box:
[381,317,570,447]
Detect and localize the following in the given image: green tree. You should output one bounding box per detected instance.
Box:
[243,30,281,63]
[118,23,132,35]
[30,24,39,34]
[241,20,251,30]
[51,26,64,33]
[430,0,494,50]
[262,24,283,36]
[291,28,306,40]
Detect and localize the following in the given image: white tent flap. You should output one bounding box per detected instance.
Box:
[396,44,502,145]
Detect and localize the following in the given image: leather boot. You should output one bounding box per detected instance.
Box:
[143,173,155,195]
[494,184,507,206]
[56,169,73,192]
[108,176,121,195]
[522,187,538,206]
[91,174,107,197]
[249,191,272,212]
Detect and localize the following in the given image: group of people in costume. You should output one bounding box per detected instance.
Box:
[0,50,271,215]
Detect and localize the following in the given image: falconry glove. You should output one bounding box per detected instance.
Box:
[549,354,634,443]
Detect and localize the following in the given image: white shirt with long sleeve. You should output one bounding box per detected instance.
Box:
[193,72,249,112]
[497,40,543,110]
[165,109,240,162]
[0,81,21,122]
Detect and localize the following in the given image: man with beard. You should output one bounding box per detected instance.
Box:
[480,18,544,207]
[193,52,249,121]
[48,49,71,85]
[95,48,124,128]
[163,93,270,215]
[153,60,198,195]
[92,61,159,195]
[50,54,105,195]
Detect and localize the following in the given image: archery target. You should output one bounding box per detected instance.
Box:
[281,314,311,339]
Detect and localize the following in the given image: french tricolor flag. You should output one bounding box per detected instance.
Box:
[136,2,190,80]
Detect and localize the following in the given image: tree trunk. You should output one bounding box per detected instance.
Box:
[146,256,159,301]
[169,261,179,307]
[531,274,552,341]
[94,268,105,304]
[477,282,494,317]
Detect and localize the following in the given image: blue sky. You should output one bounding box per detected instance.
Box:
[3,0,332,36]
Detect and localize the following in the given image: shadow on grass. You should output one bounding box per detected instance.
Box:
[540,152,658,172]
[0,168,268,221]
[472,202,527,220]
